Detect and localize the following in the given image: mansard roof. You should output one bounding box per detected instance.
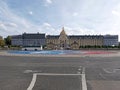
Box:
[69,35,104,39]
[23,33,45,39]
[11,35,22,39]
[46,35,59,39]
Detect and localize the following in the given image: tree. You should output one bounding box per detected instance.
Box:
[4,36,11,46]
[0,39,5,47]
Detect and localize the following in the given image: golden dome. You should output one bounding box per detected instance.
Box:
[60,27,66,35]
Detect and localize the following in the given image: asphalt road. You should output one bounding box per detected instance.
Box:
[0,56,120,90]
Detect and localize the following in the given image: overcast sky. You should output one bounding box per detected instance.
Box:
[0,0,120,40]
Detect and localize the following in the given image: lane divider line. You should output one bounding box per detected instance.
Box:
[81,67,87,90]
[27,73,37,90]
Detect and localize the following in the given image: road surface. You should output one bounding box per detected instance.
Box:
[0,55,120,90]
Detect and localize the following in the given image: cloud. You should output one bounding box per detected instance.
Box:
[0,0,120,41]
[43,22,51,27]
[46,0,52,4]
[6,22,18,27]
[0,1,36,36]
[44,0,53,6]
[0,1,57,37]
[0,23,7,31]
[0,22,17,29]
[0,22,17,33]
[28,11,33,15]
[41,22,58,34]
[112,10,120,16]
[73,12,78,16]
[64,26,95,35]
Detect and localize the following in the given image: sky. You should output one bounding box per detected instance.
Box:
[0,0,120,40]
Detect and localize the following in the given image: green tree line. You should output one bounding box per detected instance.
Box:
[0,36,11,47]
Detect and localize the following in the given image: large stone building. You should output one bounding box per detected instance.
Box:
[22,33,46,47]
[11,33,46,47]
[46,27,104,49]
[11,35,23,46]
[11,27,119,49]
[103,35,118,46]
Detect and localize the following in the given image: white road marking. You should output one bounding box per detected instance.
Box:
[27,71,87,90]
[103,68,120,73]
[27,73,81,90]
[24,70,38,73]
[27,73,37,90]
[81,68,87,90]
[36,73,82,76]
[103,68,114,73]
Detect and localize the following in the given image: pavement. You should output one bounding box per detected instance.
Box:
[0,53,120,90]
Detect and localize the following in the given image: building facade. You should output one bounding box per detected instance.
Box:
[11,35,23,46]
[22,33,46,47]
[46,28,104,49]
[11,33,46,47]
[11,28,119,49]
[103,35,119,46]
